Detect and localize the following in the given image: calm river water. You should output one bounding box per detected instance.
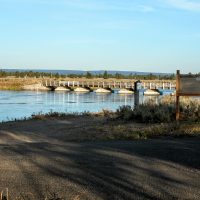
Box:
[0,90,164,122]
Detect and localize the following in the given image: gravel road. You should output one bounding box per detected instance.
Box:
[0,120,200,200]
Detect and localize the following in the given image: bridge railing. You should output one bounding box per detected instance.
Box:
[42,80,176,90]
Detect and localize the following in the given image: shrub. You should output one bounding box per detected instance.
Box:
[116,97,199,123]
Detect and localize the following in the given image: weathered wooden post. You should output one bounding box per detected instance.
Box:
[176,70,180,121]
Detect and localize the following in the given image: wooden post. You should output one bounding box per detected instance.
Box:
[6,188,8,200]
[176,70,180,121]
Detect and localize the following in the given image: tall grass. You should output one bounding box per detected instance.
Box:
[116,96,200,123]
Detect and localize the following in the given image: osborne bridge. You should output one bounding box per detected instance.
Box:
[41,80,176,94]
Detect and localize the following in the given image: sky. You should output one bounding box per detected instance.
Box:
[0,0,200,73]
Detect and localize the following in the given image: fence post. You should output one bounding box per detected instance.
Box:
[176,70,180,121]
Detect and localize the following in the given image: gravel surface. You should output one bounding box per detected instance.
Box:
[0,120,200,200]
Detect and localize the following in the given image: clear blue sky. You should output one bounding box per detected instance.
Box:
[0,0,200,73]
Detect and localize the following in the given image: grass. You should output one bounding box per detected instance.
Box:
[0,78,40,90]
[116,96,200,123]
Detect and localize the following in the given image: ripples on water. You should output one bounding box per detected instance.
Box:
[0,90,163,122]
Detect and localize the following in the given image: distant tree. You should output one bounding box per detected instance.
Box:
[56,73,60,78]
[86,71,92,79]
[103,71,108,79]
[128,73,133,79]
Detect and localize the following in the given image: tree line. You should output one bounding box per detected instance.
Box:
[0,70,176,80]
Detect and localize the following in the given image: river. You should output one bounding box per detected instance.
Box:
[0,90,168,122]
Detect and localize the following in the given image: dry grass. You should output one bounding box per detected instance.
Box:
[116,96,200,123]
[0,78,41,90]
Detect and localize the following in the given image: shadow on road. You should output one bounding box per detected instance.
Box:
[1,137,200,200]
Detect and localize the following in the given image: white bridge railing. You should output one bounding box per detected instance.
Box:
[42,80,176,90]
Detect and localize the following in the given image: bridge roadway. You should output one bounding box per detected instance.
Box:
[42,80,176,91]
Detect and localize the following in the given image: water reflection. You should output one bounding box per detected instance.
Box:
[0,90,164,122]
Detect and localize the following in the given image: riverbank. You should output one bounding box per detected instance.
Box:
[0,78,41,90]
[0,115,200,199]
[1,113,199,141]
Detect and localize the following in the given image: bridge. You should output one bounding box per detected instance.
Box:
[42,80,176,92]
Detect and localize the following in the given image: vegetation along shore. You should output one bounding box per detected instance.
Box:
[1,96,199,139]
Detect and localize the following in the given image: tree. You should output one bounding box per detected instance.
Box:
[86,71,92,79]
[103,71,108,79]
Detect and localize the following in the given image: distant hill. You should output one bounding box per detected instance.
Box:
[1,69,173,76]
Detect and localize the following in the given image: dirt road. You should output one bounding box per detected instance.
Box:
[0,119,200,200]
